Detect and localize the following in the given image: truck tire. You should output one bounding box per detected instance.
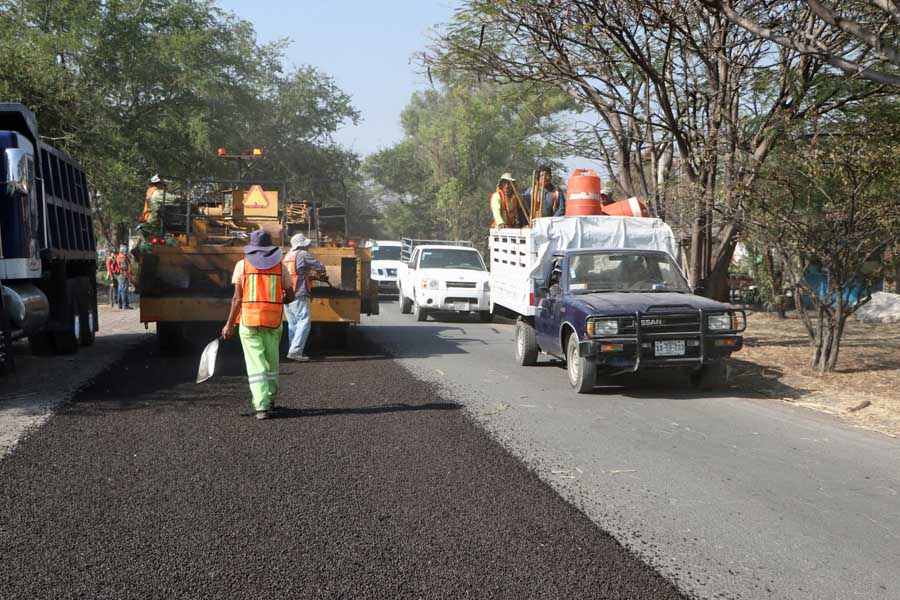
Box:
[515,320,539,366]
[54,290,79,355]
[479,310,494,323]
[566,333,596,393]
[400,287,413,314]
[76,277,95,347]
[689,361,729,390]
[413,296,429,322]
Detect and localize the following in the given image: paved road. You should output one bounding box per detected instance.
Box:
[0,334,683,599]
[363,301,900,600]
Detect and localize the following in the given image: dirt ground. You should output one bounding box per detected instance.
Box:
[731,312,900,437]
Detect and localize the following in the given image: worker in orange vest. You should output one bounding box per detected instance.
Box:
[113,245,133,309]
[139,174,166,238]
[490,173,519,228]
[222,230,295,419]
[283,233,326,362]
[524,164,567,217]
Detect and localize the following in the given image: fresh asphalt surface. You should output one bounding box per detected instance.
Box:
[0,330,683,599]
[363,301,900,600]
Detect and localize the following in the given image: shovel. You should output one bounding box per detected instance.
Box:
[196,336,223,384]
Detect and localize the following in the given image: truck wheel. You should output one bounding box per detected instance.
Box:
[515,320,539,366]
[566,334,596,393]
[479,311,494,323]
[689,362,729,390]
[414,297,429,322]
[76,277,95,346]
[54,292,79,355]
[400,288,413,314]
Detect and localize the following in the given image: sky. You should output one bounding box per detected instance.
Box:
[217,0,459,157]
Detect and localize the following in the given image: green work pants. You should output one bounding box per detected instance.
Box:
[239,323,283,412]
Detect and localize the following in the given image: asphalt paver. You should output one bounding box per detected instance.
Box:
[0,334,685,599]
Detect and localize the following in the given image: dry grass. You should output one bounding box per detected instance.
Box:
[730,312,900,437]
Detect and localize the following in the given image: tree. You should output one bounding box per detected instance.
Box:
[741,101,900,371]
[427,0,882,298]
[703,0,900,87]
[364,83,565,247]
[0,0,360,243]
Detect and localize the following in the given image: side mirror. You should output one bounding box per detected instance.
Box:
[692,285,705,296]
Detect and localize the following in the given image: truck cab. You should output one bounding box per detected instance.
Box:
[526,248,744,392]
[398,241,492,322]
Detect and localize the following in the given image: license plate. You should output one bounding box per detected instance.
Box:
[655,340,685,356]
[453,302,471,312]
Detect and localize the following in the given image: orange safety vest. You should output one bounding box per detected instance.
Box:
[237,259,285,328]
[114,253,130,275]
[140,185,159,222]
[283,250,312,294]
[491,188,517,228]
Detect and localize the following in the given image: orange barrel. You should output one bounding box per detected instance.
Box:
[565,168,603,216]
[602,197,649,217]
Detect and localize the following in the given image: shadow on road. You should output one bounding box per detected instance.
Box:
[254,402,461,419]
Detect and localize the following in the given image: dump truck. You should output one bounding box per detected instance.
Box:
[137,177,377,352]
[1,104,98,372]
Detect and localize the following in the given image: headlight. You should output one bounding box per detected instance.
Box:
[421,278,440,289]
[707,314,732,331]
[586,318,617,336]
[377,268,384,275]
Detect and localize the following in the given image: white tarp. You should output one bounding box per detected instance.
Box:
[528,216,679,278]
[853,291,900,324]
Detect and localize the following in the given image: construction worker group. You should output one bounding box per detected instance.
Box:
[490,165,613,227]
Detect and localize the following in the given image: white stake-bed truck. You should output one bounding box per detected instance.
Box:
[489,217,745,392]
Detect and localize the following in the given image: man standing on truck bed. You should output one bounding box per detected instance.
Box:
[139,174,166,239]
[524,164,566,218]
[283,233,326,362]
[221,230,295,420]
[490,173,520,228]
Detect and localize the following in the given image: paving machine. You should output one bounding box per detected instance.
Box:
[137,177,377,352]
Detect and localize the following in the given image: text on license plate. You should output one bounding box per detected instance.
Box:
[453,302,471,311]
[654,340,685,356]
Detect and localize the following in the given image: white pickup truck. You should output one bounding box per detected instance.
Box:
[397,239,492,322]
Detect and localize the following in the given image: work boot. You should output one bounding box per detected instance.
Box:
[255,410,271,420]
[287,353,310,362]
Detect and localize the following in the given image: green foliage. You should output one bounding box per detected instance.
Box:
[364,83,564,246]
[0,0,359,243]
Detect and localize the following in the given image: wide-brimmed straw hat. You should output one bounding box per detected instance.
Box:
[498,172,516,184]
[243,230,282,269]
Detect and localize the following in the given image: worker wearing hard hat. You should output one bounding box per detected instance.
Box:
[282,233,326,362]
[221,230,295,420]
[524,164,566,218]
[141,175,172,237]
[600,186,614,206]
[490,172,520,228]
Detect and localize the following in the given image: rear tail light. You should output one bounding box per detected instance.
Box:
[529,292,536,306]
[151,237,159,244]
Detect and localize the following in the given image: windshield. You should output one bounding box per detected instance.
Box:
[567,252,689,292]
[372,245,401,261]
[419,248,485,271]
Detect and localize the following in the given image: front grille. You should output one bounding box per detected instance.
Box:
[446,281,477,288]
[619,312,700,336]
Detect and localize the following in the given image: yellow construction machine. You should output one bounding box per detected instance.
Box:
[137,177,377,352]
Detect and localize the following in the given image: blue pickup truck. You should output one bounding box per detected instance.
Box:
[514,248,745,392]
